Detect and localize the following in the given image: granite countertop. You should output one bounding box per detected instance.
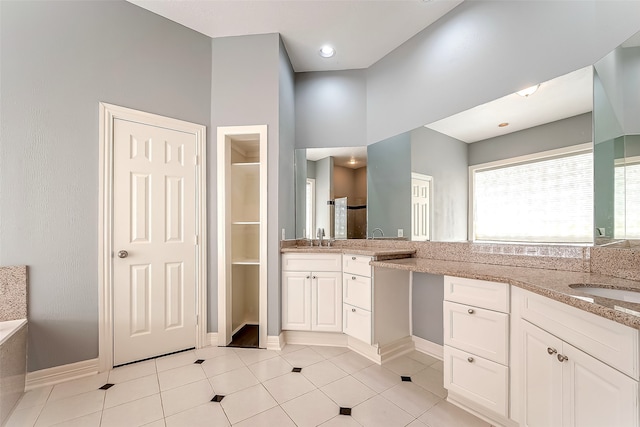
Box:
[281,246,416,261]
[371,257,640,329]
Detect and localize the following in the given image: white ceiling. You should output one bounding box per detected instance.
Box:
[306,146,367,169]
[425,66,594,143]
[127,0,463,72]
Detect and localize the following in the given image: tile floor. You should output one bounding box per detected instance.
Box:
[6,345,491,427]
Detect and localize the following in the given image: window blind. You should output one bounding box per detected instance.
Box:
[615,161,640,239]
[473,152,593,243]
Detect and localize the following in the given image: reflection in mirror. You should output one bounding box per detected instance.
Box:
[295,147,367,239]
[594,31,640,242]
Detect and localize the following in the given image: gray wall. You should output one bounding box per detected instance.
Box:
[295,70,367,148]
[468,113,593,166]
[367,133,411,237]
[411,127,468,241]
[412,273,444,345]
[0,0,212,371]
[210,33,294,337]
[366,1,640,145]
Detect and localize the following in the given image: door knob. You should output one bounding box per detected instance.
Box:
[117,250,128,259]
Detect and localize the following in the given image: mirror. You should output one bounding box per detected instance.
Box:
[367,67,593,243]
[594,30,640,243]
[295,147,367,239]
[593,33,640,244]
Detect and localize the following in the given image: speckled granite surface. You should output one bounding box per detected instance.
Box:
[0,266,27,321]
[590,247,640,281]
[372,257,640,329]
[281,245,415,261]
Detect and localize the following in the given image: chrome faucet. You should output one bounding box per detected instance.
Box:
[371,228,384,239]
[317,228,325,246]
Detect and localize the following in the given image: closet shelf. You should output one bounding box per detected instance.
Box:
[232,259,260,265]
[232,221,260,225]
[231,162,260,167]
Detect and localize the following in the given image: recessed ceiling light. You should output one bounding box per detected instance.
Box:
[498,122,509,128]
[516,84,540,97]
[319,45,335,58]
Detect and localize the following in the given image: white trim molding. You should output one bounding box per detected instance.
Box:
[98,102,207,372]
[26,359,99,391]
[266,333,285,351]
[282,331,348,348]
[412,335,444,360]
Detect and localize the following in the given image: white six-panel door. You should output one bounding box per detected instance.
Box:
[112,118,197,366]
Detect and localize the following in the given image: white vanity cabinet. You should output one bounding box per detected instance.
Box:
[342,254,411,349]
[514,287,639,427]
[443,276,511,420]
[281,253,342,332]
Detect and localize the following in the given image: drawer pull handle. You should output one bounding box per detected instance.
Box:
[306,276,310,279]
[312,276,317,279]
[352,256,356,260]
[557,354,569,363]
[467,309,474,314]
[352,276,356,280]
[467,357,474,363]
[547,347,557,355]
[352,308,356,312]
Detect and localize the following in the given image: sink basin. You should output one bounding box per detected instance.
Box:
[570,286,640,303]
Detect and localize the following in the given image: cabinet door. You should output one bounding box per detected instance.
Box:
[312,271,342,332]
[343,303,372,344]
[521,320,563,427]
[563,342,638,427]
[282,271,311,330]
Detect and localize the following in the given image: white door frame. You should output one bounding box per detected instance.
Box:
[411,172,433,241]
[217,125,268,348]
[98,102,207,372]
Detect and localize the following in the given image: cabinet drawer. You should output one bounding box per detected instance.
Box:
[282,253,341,272]
[343,254,373,277]
[444,345,509,417]
[515,287,639,380]
[444,276,509,313]
[444,301,509,365]
[343,303,372,344]
[343,273,372,310]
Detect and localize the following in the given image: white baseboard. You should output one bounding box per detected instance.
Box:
[348,335,414,364]
[282,330,348,347]
[412,336,443,360]
[25,358,100,391]
[207,332,219,347]
[266,333,284,351]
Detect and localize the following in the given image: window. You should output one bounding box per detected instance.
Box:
[470,144,593,243]
[615,157,640,239]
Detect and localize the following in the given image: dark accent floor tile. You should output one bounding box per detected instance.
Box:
[194,359,205,364]
[292,367,302,373]
[339,407,352,416]
[401,376,412,382]
[211,395,225,402]
[99,383,115,390]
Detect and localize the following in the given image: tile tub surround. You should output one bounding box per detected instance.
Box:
[372,257,640,329]
[0,265,27,322]
[0,322,27,426]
